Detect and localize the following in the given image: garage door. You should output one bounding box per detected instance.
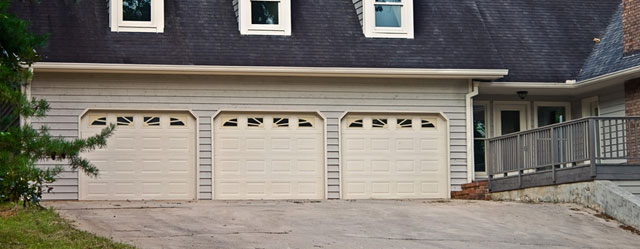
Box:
[79,112,197,200]
[341,114,448,199]
[214,113,324,200]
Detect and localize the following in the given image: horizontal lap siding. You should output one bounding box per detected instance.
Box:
[599,84,626,117]
[31,73,470,199]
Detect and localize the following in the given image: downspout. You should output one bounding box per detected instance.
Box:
[465,80,479,183]
[20,67,34,127]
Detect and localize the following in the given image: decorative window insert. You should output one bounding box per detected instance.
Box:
[348,119,364,128]
[223,118,239,127]
[363,0,414,39]
[117,116,134,126]
[273,118,289,127]
[421,119,436,128]
[397,118,412,128]
[298,118,314,128]
[143,116,160,127]
[109,0,164,33]
[248,117,264,127]
[90,116,108,126]
[372,118,388,128]
[238,0,291,36]
[170,117,186,127]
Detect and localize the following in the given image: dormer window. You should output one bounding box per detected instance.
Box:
[363,0,414,39]
[239,0,291,36]
[110,0,164,33]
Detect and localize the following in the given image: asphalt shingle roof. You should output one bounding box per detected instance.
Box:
[578,5,640,81]
[9,0,622,82]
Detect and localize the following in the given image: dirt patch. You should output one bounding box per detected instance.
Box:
[594,212,614,222]
[0,206,17,218]
[620,225,640,236]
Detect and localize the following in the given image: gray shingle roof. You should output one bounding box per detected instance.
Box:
[9,0,621,82]
[578,5,640,81]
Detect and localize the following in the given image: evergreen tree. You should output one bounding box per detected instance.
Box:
[0,0,115,206]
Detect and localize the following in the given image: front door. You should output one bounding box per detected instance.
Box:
[494,103,529,136]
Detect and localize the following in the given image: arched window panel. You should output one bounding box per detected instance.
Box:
[223,118,238,127]
[90,116,107,126]
[117,116,134,126]
[421,119,437,128]
[273,117,289,127]
[248,117,264,127]
[397,118,412,128]
[298,118,314,128]
[170,117,186,127]
[143,116,160,127]
[348,119,364,128]
[372,118,388,128]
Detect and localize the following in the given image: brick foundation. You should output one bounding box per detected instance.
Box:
[451,180,490,200]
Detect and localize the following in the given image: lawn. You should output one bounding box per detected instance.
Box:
[0,203,135,249]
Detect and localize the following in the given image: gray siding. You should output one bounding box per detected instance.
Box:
[0,101,18,131]
[598,84,626,117]
[31,73,470,200]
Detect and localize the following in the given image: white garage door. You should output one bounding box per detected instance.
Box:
[79,112,197,200]
[341,114,449,199]
[214,113,324,200]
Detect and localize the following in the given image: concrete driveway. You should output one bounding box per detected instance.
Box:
[47,200,640,249]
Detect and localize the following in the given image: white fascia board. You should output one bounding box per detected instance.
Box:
[479,65,640,96]
[32,62,509,80]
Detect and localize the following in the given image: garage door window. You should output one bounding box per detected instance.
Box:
[143,116,160,127]
[372,118,388,128]
[248,117,264,127]
[397,118,412,128]
[117,116,134,126]
[273,117,289,127]
[90,116,107,126]
[170,117,186,127]
[298,118,314,128]
[421,119,436,128]
[223,118,238,127]
[348,119,364,128]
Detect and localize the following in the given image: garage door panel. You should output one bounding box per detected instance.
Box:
[342,115,448,199]
[80,112,196,200]
[214,114,325,200]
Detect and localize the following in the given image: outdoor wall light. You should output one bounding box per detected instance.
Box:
[517,91,528,100]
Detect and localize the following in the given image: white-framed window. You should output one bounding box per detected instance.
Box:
[534,102,571,128]
[363,0,414,39]
[109,0,164,33]
[238,0,291,36]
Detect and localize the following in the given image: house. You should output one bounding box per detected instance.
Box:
[8,0,639,201]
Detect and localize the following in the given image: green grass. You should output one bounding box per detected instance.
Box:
[0,203,135,249]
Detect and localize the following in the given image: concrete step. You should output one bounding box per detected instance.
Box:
[614,181,640,196]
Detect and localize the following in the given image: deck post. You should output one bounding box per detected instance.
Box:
[588,118,597,177]
[551,126,556,183]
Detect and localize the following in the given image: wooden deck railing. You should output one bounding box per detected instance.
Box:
[487,117,640,192]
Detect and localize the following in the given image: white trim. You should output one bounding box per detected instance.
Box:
[581,96,599,117]
[362,0,414,39]
[109,0,164,33]
[32,62,509,79]
[478,65,640,95]
[533,101,572,128]
[338,111,451,199]
[77,108,198,200]
[239,0,291,36]
[210,110,327,200]
[465,81,479,182]
[492,101,531,137]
